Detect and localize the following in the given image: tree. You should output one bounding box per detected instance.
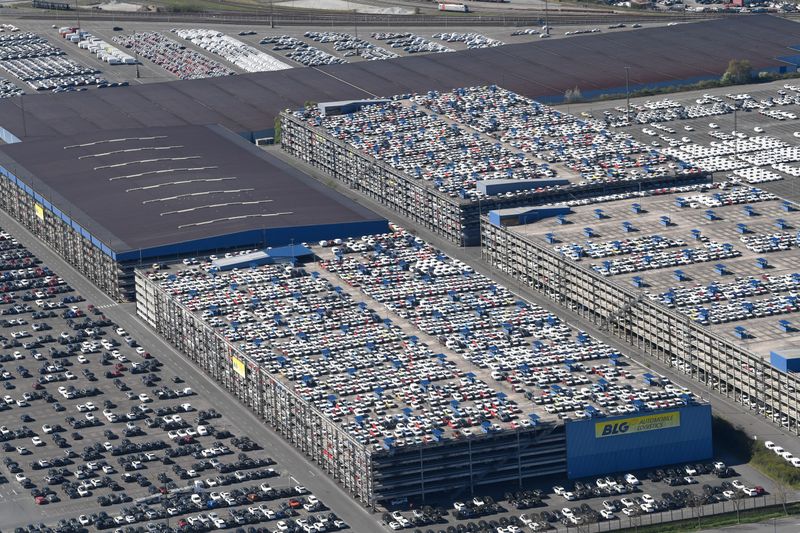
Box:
[686,492,705,528]
[273,116,282,144]
[722,59,753,85]
[729,490,746,524]
[774,476,791,516]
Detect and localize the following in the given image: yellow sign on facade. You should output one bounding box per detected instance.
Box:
[595,411,680,438]
[231,356,246,378]
[34,203,44,220]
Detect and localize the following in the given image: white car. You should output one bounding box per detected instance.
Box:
[624,473,640,485]
[77,355,88,364]
[765,440,776,450]
[138,394,151,403]
[15,473,28,482]
[794,132,800,138]
[31,437,44,446]
[600,510,616,520]
[754,126,764,133]
[620,498,635,508]
[709,123,719,129]
[42,424,53,434]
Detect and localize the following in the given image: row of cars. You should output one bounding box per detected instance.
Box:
[303,31,397,61]
[764,440,800,467]
[0,75,20,98]
[171,28,292,73]
[370,32,453,54]
[431,32,504,49]
[259,35,345,67]
[112,32,235,80]
[0,28,105,91]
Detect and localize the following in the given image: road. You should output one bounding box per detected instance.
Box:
[268,146,800,467]
[0,202,382,531]
[703,516,800,532]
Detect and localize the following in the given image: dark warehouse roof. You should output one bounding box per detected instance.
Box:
[0,15,798,141]
[0,125,385,257]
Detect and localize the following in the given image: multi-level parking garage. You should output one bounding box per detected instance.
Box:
[135,226,711,505]
[0,124,387,301]
[280,87,709,245]
[482,181,800,434]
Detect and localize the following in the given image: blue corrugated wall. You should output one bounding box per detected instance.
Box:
[565,405,712,479]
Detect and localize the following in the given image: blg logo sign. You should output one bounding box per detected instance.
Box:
[595,412,680,438]
[600,422,629,436]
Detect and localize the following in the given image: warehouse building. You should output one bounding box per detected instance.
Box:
[0,16,797,143]
[135,232,711,506]
[0,124,387,300]
[482,185,800,433]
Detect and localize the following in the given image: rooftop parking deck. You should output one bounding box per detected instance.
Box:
[293,85,699,203]
[144,227,704,452]
[501,184,800,358]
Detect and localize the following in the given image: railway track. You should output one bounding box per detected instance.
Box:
[2,5,731,26]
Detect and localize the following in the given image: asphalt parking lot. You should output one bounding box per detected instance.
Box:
[416,460,773,532]
[0,225,352,532]
[560,79,800,205]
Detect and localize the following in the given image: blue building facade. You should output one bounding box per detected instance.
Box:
[565,404,713,479]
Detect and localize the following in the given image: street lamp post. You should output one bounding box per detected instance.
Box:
[544,0,550,35]
[734,106,739,161]
[624,66,631,124]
